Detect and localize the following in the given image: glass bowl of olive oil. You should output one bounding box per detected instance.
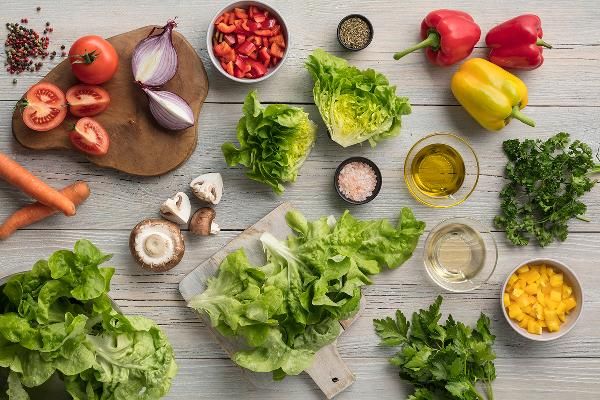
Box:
[404,133,479,208]
[424,217,498,292]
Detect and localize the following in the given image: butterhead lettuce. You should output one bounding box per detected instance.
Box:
[0,240,177,400]
[222,90,317,194]
[306,49,411,147]
[189,208,425,380]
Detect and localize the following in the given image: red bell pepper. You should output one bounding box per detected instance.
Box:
[485,14,552,70]
[394,9,481,66]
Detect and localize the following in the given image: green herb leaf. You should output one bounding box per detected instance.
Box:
[375,296,496,400]
[495,133,600,246]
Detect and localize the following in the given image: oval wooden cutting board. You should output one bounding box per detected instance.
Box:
[12,25,208,176]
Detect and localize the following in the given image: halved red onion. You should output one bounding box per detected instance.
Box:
[143,87,194,131]
[132,20,178,87]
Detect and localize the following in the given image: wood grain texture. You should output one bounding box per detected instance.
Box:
[1,0,600,399]
[12,25,208,176]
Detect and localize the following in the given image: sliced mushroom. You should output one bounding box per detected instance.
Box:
[189,208,220,236]
[160,192,191,225]
[190,173,223,205]
[129,219,185,272]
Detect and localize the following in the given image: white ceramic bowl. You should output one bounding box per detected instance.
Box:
[501,258,583,341]
[206,1,290,83]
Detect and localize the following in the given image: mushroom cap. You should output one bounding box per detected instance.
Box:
[129,219,185,272]
[189,207,216,236]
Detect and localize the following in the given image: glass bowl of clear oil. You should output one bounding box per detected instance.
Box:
[404,133,479,208]
[424,217,497,292]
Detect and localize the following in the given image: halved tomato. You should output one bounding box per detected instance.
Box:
[69,117,110,156]
[66,85,110,117]
[20,82,67,132]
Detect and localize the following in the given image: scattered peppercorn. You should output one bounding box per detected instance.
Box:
[12,78,17,84]
[36,7,41,12]
[45,22,50,27]
[60,44,65,50]
[4,21,51,74]
[338,16,372,50]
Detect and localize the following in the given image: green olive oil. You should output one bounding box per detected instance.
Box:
[411,143,465,197]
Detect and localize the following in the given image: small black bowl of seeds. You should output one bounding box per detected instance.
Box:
[334,157,382,205]
[337,14,373,51]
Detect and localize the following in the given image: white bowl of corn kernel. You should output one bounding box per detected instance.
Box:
[501,258,583,341]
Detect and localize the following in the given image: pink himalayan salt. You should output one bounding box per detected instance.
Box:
[337,161,377,202]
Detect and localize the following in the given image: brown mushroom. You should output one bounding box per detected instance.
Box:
[129,219,185,272]
[189,208,220,236]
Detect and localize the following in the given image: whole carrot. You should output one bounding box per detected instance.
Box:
[0,181,90,240]
[0,152,76,216]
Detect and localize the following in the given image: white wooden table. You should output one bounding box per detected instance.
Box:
[1,1,599,398]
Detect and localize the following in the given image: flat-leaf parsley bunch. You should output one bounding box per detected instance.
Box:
[495,132,600,247]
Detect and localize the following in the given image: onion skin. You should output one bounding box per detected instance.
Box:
[132,20,178,87]
[143,87,194,131]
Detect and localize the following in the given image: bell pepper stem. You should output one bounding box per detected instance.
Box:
[394,31,440,60]
[536,38,552,49]
[511,106,536,127]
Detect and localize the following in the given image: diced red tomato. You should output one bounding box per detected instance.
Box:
[213,4,285,80]
[237,41,256,56]
[254,29,272,37]
[259,47,271,65]
[235,56,251,73]
[217,23,236,33]
[223,61,234,76]
[264,19,276,29]
[249,60,267,77]
[270,34,286,48]
[224,34,236,45]
[270,42,284,58]
[234,7,248,19]
[253,13,266,23]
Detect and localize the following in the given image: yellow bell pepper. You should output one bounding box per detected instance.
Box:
[451,58,535,131]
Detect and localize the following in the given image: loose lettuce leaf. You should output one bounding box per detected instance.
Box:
[222,90,317,194]
[306,49,411,147]
[0,240,177,400]
[189,208,425,379]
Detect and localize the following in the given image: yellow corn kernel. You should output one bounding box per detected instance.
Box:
[525,284,538,295]
[550,290,562,303]
[547,320,560,332]
[504,293,511,307]
[508,303,522,319]
[527,319,542,335]
[517,265,530,274]
[537,291,545,306]
[550,273,563,287]
[523,270,541,283]
[519,315,530,329]
[563,297,577,312]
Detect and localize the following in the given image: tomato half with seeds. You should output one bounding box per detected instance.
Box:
[69,35,119,84]
[20,82,67,132]
[66,84,110,117]
[69,117,110,156]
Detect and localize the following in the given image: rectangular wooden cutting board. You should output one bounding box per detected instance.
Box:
[179,202,363,399]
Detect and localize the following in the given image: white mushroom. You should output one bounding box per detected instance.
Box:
[129,219,185,272]
[190,173,223,205]
[160,192,191,225]
[189,208,220,236]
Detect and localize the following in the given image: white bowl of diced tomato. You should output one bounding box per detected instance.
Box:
[207,1,289,82]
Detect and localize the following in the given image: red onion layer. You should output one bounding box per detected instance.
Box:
[143,87,194,131]
[132,21,178,87]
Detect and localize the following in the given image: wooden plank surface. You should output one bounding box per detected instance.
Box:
[1,1,600,399]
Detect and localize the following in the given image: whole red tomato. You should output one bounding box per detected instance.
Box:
[69,36,119,84]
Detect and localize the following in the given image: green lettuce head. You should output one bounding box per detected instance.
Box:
[222,91,317,194]
[306,49,411,147]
